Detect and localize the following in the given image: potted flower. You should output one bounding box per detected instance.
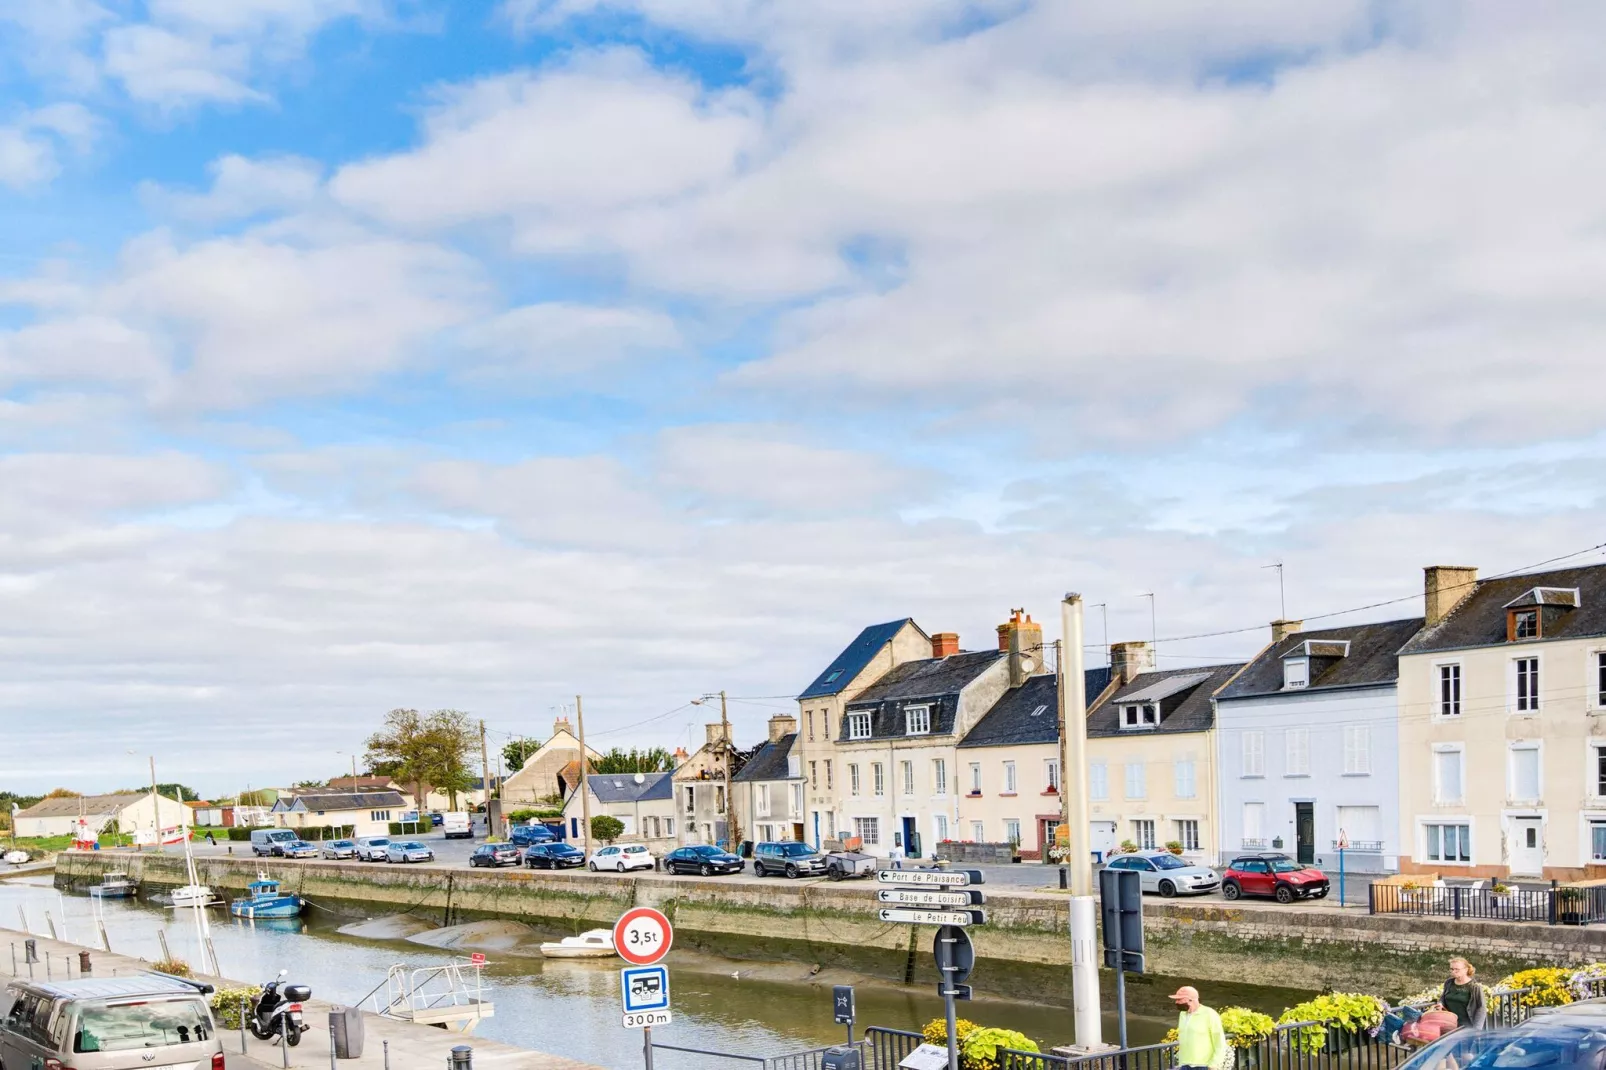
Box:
[1118,839,1139,854]
[1164,840,1185,856]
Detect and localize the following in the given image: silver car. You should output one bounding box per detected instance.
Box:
[385,841,434,864]
[352,836,391,861]
[1104,851,1220,897]
[321,839,358,859]
[1,975,222,1070]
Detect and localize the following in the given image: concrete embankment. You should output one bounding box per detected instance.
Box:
[56,852,1606,997]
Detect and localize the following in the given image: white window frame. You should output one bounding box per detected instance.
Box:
[904,705,932,736]
[900,760,915,796]
[872,763,885,797]
[1173,758,1196,799]
[849,763,861,797]
[1124,762,1146,800]
[1508,741,1542,804]
[1591,740,1606,802]
[1283,657,1309,690]
[1045,759,1060,793]
[1511,655,1541,714]
[1176,819,1200,852]
[1242,801,1266,845]
[1003,818,1021,845]
[970,820,985,841]
[1593,650,1606,710]
[757,784,771,818]
[1285,728,1311,777]
[1436,661,1463,718]
[846,712,872,740]
[1590,818,1606,864]
[968,762,982,794]
[1433,744,1466,805]
[853,816,880,846]
[789,784,803,815]
[1421,819,1473,865]
[1003,761,1017,794]
[1241,731,1265,777]
[934,813,949,843]
[1132,819,1156,850]
[1342,725,1371,776]
[1089,761,1108,801]
[1122,703,1158,730]
[932,758,948,797]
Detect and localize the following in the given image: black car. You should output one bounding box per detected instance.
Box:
[524,843,586,869]
[665,845,744,876]
[469,843,521,868]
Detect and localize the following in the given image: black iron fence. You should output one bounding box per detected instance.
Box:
[1369,882,1606,924]
[865,1027,923,1069]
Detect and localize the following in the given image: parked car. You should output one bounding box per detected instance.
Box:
[753,841,828,878]
[589,844,654,872]
[280,840,319,859]
[386,841,434,864]
[250,828,301,857]
[321,839,358,860]
[524,843,586,869]
[0,974,222,1070]
[442,812,473,839]
[1221,853,1329,903]
[1104,851,1221,897]
[510,823,557,847]
[352,836,391,861]
[429,812,444,827]
[665,845,743,876]
[1398,1004,1606,1070]
[469,843,521,868]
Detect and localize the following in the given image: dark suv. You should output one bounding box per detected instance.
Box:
[1221,853,1329,903]
[753,841,828,878]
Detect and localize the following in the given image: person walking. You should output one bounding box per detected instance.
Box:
[1441,957,1486,1030]
[1173,985,1228,1070]
[204,830,215,846]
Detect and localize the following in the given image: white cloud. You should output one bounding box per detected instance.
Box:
[0,103,98,188]
[454,302,681,379]
[141,154,325,222]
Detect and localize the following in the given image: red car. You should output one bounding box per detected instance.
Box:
[1221,854,1329,903]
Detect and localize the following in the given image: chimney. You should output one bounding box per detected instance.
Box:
[672,746,689,767]
[931,633,960,658]
[1109,640,1156,685]
[1271,619,1304,644]
[1425,565,1478,627]
[553,715,572,738]
[705,722,729,748]
[997,608,1043,688]
[767,714,797,743]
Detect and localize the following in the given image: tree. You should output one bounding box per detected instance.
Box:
[365,708,477,810]
[502,737,541,773]
[591,815,625,843]
[591,748,673,774]
[236,790,273,807]
[293,780,326,790]
[44,787,81,799]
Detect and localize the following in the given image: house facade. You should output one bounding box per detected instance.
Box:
[1398,563,1606,879]
[271,790,407,837]
[733,715,805,844]
[673,723,743,847]
[561,772,677,851]
[501,718,600,805]
[14,792,191,841]
[1085,643,1243,864]
[1216,616,1422,873]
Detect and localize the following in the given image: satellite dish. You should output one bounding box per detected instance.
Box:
[633,773,645,785]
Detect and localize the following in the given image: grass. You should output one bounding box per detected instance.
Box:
[7,834,136,853]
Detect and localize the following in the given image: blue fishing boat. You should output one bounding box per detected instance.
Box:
[230,877,306,919]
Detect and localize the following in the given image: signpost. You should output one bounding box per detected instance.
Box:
[468,952,486,967]
[1098,867,1144,1050]
[833,984,855,1044]
[615,908,674,1069]
[875,868,985,1070]
[614,907,674,967]
[1337,829,1348,909]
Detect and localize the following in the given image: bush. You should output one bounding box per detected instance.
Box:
[227,826,270,842]
[152,957,192,977]
[1277,993,1386,1054]
[210,987,256,1029]
[1220,1007,1277,1049]
[1495,968,1574,1007]
[962,1028,1038,1070]
[923,1018,978,1046]
[387,821,427,835]
[507,809,564,823]
[591,815,625,843]
[1164,840,1185,855]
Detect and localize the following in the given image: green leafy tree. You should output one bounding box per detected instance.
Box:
[365,708,477,810]
[236,790,274,807]
[293,780,326,790]
[502,737,541,773]
[590,815,625,843]
[591,748,673,774]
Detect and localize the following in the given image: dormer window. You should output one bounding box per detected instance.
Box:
[1283,658,1310,690]
[1121,703,1158,730]
[846,712,872,740]
[1504,587,1579,641]
[905,706,932,735]
[1512,609,1539,640]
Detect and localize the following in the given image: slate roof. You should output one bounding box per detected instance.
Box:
[849,650,1003,705]
[586,772,673,804]
[1402,564,1606,655]
[798,619,917,699]
[957,667,1114,748]
[276,791,407,811]
[732,734,798,783]
[1087,663,1245,737]
[327,776,400,792]
[1219,617,1424,700]
[16,792,146,819]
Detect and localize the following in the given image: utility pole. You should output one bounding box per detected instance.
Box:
[149,756,160,853]
[576,696,593,862]
[720,690,734,851]
[1060,594,1101,1049]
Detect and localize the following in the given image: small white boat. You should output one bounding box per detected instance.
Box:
[89,872,137,899]
[168,884,221,908]
[539,929,616,959]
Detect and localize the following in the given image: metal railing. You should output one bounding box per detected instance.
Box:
[865,1027,923,1069]
[1370,882,1606,924]
[767,1042,869,1069]
[1331,840,1384,852]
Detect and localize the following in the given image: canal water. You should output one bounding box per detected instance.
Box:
[0,877,1306,1067]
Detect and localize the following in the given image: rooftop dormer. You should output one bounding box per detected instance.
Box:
[1503,587,1580,641]
[1117,671,1212,730]
[1281,639,1351,689]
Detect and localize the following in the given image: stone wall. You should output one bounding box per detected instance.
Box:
[935,842,1014,864]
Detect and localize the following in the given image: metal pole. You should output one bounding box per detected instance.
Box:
[1111,900,1127,1051]
[1062,594,1101,1049]
[939,935,959,1070]
[720,690,735,851]
[576,697,593,863]
[383,1040,390,1070]
[1339,847,1346,909]
[329,1023,337,1070]
[643,1024,654,1070]
[281,1013,290,1069]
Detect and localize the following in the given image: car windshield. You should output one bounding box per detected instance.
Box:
[1270,860,1307,873]
[368,839,389,846]
[1400,1027,1606,1070]
[777,844,813,856]
[402,842,424,849]
[333,841,353,848]
[1149,855,1187,870]
[76,999,212,1053]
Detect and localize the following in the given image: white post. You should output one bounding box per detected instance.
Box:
[1061,594,1102,1048]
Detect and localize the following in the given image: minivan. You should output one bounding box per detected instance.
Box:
[0,975,223,1070]
[250,829,300,857]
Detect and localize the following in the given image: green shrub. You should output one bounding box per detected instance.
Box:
[210,987,256,1029]
[507,808,564,823]
[1495,968,1574,1007]
[1220,1007,1277,1049]
[1277,993,1386,1054]
[387,821,426,835]
[227,826,271,842]
[152,957,192,977]
[591,815,625,843]
[962,1027,1038,1070]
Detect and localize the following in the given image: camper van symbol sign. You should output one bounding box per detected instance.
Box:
[621,965,671,1024]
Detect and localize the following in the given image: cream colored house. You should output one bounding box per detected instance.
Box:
[560,772,677,851]
[733,715,805,843]
[674,723,739,847]
[271,790,406,838]
[1084,643,1243,864]
[14,792,191,841]
[1398,563,1606,880]
[501,717,601,805]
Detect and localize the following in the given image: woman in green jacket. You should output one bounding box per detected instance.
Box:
[1442,957,1487,1030]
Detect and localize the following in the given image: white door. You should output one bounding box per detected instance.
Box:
[1510,818,1544,876]
[1091,821,1118,858]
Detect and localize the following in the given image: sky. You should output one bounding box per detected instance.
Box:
[3,1,1606,797]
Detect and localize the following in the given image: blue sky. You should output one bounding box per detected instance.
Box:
[3,0,1606,795]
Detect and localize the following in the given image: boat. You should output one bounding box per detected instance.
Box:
[88,872,137,899]
[539,928,616,959]
[168,884,222,908]
[230,877,306,919]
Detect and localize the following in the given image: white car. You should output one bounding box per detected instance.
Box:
[386,840,434,863]
[3,850,29,865]
[588,844,654,872]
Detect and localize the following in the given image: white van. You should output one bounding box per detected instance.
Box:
[442,813,472,839]
[250,829,300,857]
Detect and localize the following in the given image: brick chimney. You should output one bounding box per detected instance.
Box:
[931,633,960,658]
[1271,619,1304,644]
[767,714,797,743]
[672,746,689,767]
[1109,640,1156,685]
[553,715,572,737]
[1425,565,1478,627]
[996,609,1044,687]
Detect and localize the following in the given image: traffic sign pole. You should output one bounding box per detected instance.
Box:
[935,928,959,1070]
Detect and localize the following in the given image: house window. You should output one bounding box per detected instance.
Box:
[1438,664,1462,717]
[1242,731,1265,777]
[1242,802,1265,846]
[825,760,833,790]
[684,787,695,814]
[810,761,817,789]
[757,785,771,817]
[901,760,915,796]
[935,814,949,842]
[1124,762,1146,799]
[1173,759,1196,799]
[1283,658,1309,689]
[1336,805,1381,847]
[1509,744,1540,802]
[1424,822,1471,863]
[854,817,880,846]
[905,706,932,736]
[1592,821,1606,863]
[1045,759,1060,792]
[666,817,676,837]
[1089,762,1108,801]
[932,759,947,796]
[968,762,982,794]
[824,669,843,684]
[1122,703,1158,729]
[1003,818,1021,845]
[1514,656,1540,712]
[790,784,803,814]
[1132,819,1156,850]
[847,712,872,740]
[849,764,861,796]
[370,810,390,822]
[971,821,985,840]
[872,763,885,796]
[1434,747,1465,804]
[1513,609,1539,640]
[807,711,815,742]
[1176,819,1200,852]
[1594,744,1606,798]
[822,712,830,740]
[1285,729,1310,776]
[1003,761,1017,794]
[1597,652,1606,707]
[1343,726,1371,775]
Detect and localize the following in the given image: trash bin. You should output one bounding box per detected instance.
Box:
[329,1006,364,1059]
[820,1046,862,1070]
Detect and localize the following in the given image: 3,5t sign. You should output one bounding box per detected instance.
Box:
[613,907,674,966]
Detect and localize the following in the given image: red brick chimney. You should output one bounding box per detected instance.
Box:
[931,633,960,658]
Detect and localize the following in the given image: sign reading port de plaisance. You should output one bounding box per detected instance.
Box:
[875,868,983,887]
[613,906,674,966]
[875,867,986,926]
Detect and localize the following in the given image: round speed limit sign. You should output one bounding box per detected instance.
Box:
[613,906,673,966]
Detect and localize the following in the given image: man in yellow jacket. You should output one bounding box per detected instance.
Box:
[1172,986,1227,1070]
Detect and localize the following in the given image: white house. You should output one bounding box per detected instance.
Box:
[561,772,678,851]
[270,790,409,838]
[13,792,191,841]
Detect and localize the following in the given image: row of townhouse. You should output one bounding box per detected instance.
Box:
[736,562,1606,880]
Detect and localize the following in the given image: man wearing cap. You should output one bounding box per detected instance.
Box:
[1172,986,1227,1070]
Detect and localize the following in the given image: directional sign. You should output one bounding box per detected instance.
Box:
[621,965,670,1014]
[876,868,983,887]
[877,887,984,908]
[469,953,486,966]
[878,907,985,926]
[613,906,674,966]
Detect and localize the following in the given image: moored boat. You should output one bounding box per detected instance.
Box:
[539,928,615,959]
[230,877,306,919]
[169,883,221,908]
[88,872,136,898]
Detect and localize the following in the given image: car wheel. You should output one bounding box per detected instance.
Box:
[701,863,713,877]
[1274,884,1295,904]
[785,864,798,879]
[1222,881,1242,901]
[753,863,765,877]
[589,862,597,871]
[1158,880,1176,898]
[617,861,626,872]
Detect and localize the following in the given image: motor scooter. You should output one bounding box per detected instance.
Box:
[248,969,312,1045]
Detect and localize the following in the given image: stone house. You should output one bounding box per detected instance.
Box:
[1215,616,1422,873]
[1398,563,1606,879]
[733,715,805,844]
[673,723,745,847]
[500,717,601,806]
